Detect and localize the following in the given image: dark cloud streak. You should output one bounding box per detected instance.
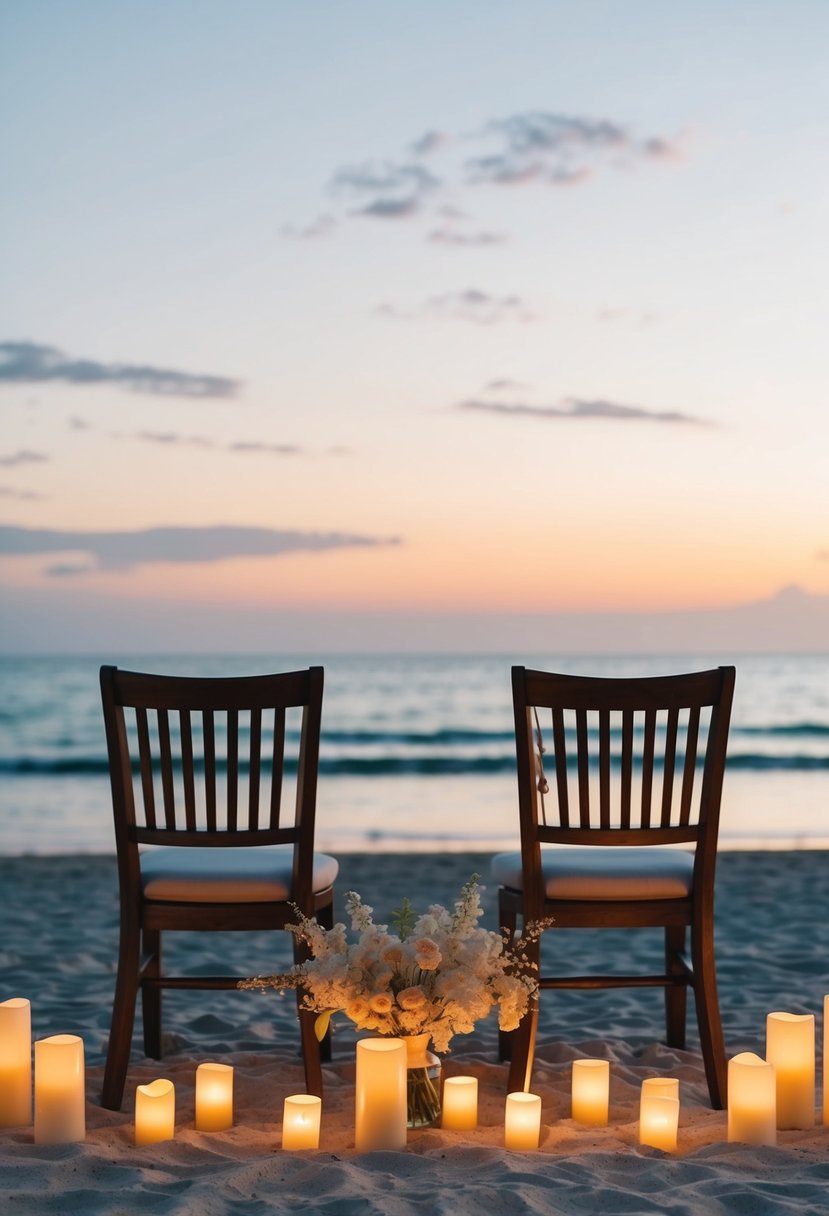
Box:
[459,397,708,426]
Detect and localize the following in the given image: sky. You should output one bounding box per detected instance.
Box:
[1,0,828,652]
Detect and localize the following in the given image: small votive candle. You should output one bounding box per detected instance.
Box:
[34,1034,85,1144]
[355,1038,407,1152]
[282,1094,322,1150]
[571,1059,609,1126]
[195,1062,233,1132]
[766,1011,815,1129]
[442,1076,478,1130]
[135,1079,175,1145]
[639,1077,679,1137]
[728,1052,776,1145]
[504,1091,542,1150]
[639,1090,679,1152]
[0,997,32,1127]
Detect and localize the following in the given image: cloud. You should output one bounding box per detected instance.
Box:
[0,524,401,574]
[458,396,709,425]
[410,130,449,156]
[0,341,240,398]
[280,213,337,239]
[228,441,301,456]
[0,449,49,467]
[138,431,216,449]
[428,228,506,247]
[329,160,441,219]
[0,485,45,501]
[483,378,530,392]
[377,290,535,326]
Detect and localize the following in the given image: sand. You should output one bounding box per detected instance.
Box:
[1,849,828,1214]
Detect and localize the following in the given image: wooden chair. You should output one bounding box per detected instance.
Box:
[100,664,337,1111]
[494,665,735,1108]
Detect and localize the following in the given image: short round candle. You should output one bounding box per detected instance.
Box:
[282,1094,322,1150]
[195,1062,233,1132]
[639,1092,679,1152]
[766,1011,815,1130]
[639,1077,680,1146]
[571,1059,609,1126]
[728,1052,776,1146]
[442,1076,478,1130]
[135,1078,175,1145]
[0,997,32,1128]
[34,1034,85,1145]
[504,1091,542,1151]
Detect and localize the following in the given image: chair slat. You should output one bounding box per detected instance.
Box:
[179,710,197,831]
[599,708,611,830]
[640,708,656,828]
[248,707,262,830]
[270,706,285,829]
[551,707,569,828]
[575,708,590,828]
[157,709,176,830]
[661,707,679,828]
[679,705,700,826]
[135,707,156,829]
[203,709,217,831]
[226,709,239,832]
[620,709,634,829]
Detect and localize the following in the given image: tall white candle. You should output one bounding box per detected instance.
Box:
[442,1076,478,1131]
[728,1052,776,1145]
[0,997,31,1127]
[195,1063,233,1132]
[282,1094,322,1150]
[355,1038,407,1152]
[824,996,829,1127]
[766,1011,815,1129]
[571,1059,609,1126]
[135,1079,175,1145]
[504,1091,542,1150]
[34,1034,85,1144]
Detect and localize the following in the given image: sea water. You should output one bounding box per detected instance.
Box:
[1,653,828,854]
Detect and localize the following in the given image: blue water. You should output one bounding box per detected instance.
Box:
[1,653,828,853]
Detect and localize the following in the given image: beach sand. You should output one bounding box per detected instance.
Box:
[1,849,828,1214]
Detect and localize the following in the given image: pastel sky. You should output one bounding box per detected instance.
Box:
[2,1,828,651]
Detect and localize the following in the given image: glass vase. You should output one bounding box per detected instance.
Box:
[404,1033,441,1129]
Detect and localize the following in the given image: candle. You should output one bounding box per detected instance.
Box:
[355,1038,407,1152]
[0,997,31,1127]
[824,996,828,1127]
[442,1076,478,1130]
[639,1089,679,1152]
[571,1059,609,1126]
[135,1079,175,1145]
[34,1034,85,1144]
[195,1062,233,1132]
[728,1052,776,1145]
[282,1094,322,1150]
[766,1011,815,1129]
[504,1091,542,1150]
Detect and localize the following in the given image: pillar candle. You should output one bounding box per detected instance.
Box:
[824,995,828,1127]
[282,1094,322,1150]
[639,1091,679,1152]
[0,997,31,1127]
[571,1059,609,1126]
[766,1011,815,1129]
[639,1077,679,1139]
[355,1038,407,1152]
[441,1076,478,1131]
[34,1034,85,1144]
[135,1079,175,1145]
[728,1052,776,1145]
[504,1091,542,1150]
[195,1062,233,1132]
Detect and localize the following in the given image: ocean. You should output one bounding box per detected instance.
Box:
[1,653,828,854]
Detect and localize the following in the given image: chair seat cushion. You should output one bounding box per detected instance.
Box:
[140,845,339,903]
[491,846,693,901]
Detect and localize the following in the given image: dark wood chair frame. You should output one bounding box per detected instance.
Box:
[100,664,333,1111]
[500,665,735,1109]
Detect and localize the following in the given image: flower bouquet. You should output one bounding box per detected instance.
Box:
[241,876,548,1127]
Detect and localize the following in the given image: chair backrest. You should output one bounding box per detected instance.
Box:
[101,665,324,899]
[512,665,735,870]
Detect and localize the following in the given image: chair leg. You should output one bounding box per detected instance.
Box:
[294,929,324,1098]
[665,925,687,1050]
[101,919,141,1111]
[691,916,727,1109]
[142,928,163,1060]
[315,899,334,1064]
[506,934,539,1093]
